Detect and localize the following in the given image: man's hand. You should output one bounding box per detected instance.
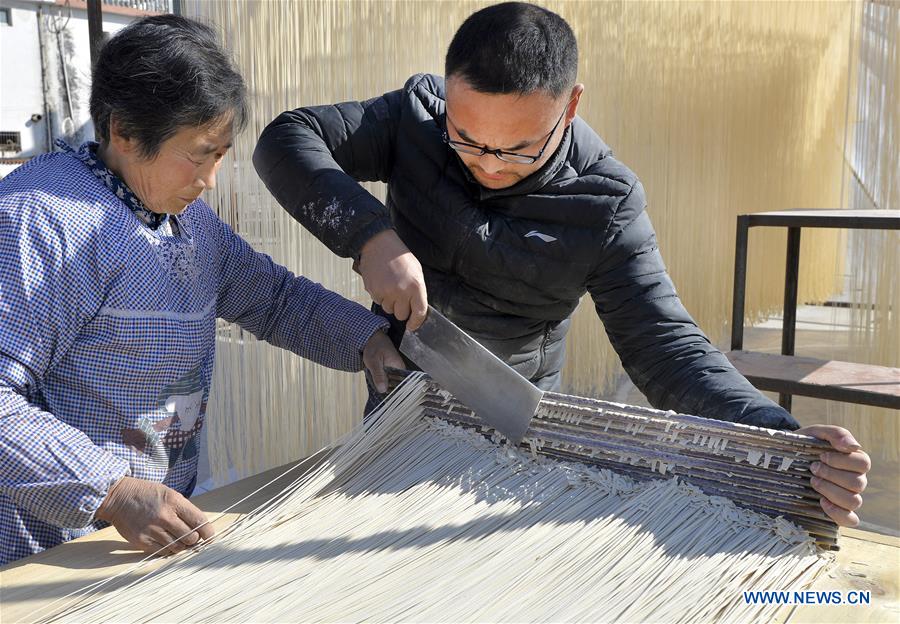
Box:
[95,476,215,556]
[362,329,406,393]
[357,229,428,330]
[795,425,871,527]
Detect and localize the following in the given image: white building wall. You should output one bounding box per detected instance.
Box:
[0,1,46,157]
[0,0,148,176]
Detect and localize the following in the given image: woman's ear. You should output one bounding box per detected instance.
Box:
[107,116,136,155]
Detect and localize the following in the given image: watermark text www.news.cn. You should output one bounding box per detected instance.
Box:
[743,590,871,606]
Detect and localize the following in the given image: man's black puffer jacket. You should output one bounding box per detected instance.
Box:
[253,73,798,430]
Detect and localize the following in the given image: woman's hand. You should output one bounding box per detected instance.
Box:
[96,476,215,555]
[362,329,406,393]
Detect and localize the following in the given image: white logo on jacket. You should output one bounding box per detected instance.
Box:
[525,230,557,243]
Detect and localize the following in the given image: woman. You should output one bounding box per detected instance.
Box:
[0,14,403,565]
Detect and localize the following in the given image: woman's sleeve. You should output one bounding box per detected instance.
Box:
[0,201,130,529]
[209,205,388,371]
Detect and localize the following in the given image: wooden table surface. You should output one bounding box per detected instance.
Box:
[2,456,898,623]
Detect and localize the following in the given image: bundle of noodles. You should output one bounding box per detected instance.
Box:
[38,374,833,624]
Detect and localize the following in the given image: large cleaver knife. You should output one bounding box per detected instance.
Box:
[399,306,543,444]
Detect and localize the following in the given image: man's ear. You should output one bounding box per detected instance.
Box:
[107,115,137,155]
[565,84,585,126]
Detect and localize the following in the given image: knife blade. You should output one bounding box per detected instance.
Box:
[399,306,543,443]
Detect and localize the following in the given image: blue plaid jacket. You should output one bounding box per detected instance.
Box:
[0,148,387,565]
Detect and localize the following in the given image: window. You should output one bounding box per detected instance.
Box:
[0,132,22,153]
[0,7,11,27]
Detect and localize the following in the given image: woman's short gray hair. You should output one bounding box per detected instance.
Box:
[89,14,248,158]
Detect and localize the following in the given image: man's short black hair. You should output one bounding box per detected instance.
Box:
[445,2,578,98]
[90,14,247,158]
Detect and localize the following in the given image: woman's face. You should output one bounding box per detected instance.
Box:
[106,116,234,215]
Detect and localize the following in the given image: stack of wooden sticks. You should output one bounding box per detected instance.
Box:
[389,370,839,550]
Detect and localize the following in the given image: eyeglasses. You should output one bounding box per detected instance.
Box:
[443,100,570,165]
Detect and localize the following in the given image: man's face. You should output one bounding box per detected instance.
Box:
[444,76,582,190]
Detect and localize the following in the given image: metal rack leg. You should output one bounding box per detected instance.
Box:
[779,227,802,411]
[731,216,750,351]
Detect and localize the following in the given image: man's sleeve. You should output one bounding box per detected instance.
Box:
[252,89,405,260]
[210,206,388,371]
[586,181,799,430]
[0,204,130,529]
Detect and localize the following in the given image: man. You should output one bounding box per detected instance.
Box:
[253,2,869,526]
